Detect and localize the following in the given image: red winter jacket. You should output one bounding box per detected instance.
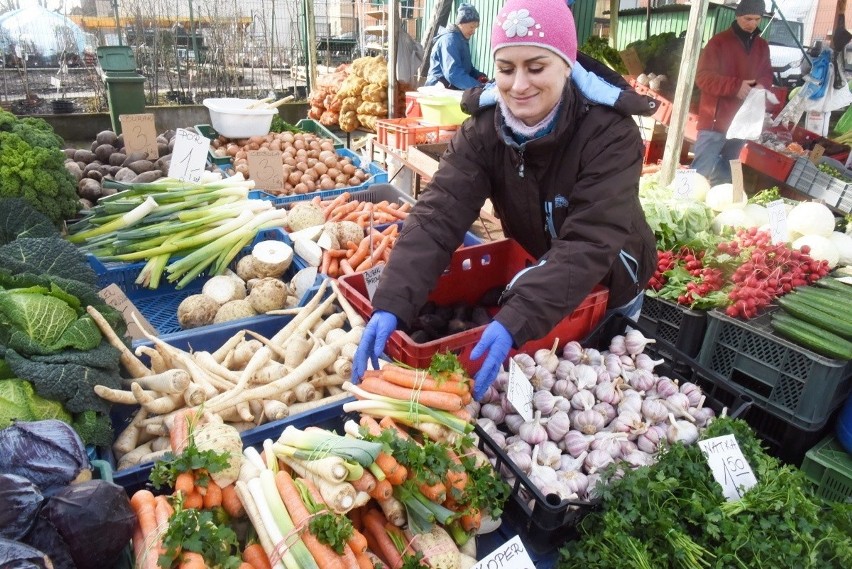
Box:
[695,25,774,133]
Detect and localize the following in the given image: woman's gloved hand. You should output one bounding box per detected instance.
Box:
[470,321,513,400]
[351,310,398,382]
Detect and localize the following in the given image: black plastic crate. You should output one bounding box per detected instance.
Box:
[478,313,753,555]
[638,293,708,358]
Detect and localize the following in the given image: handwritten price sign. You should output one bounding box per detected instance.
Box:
[698,434,758,501]
[363,264,384,301]
[507,359,534,421]
[248,150,284,191]
[119,114,158,159]
[766,199,788,244]
[168,128,209,183]
[472,536,535,569]
[673,169,697,201]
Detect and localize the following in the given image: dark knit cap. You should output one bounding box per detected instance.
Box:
[736,0,765,16]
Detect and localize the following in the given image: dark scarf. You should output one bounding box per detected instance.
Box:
[731,20,762,54]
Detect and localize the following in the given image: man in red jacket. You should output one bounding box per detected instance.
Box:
[693,0,774,185]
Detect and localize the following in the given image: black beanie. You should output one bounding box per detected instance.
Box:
[736,0,765,16]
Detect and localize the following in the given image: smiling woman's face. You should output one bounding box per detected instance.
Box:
[494,45,570,126]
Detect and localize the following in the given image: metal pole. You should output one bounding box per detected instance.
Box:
[304,0,318,95]
[388,0,399,117]
[188,0,200,63]
[111,0,122,46]
[659,0,710,187]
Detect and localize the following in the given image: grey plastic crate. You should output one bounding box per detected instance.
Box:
[637,294,708,358]
[697,308,852,429]
[787,157,852,210]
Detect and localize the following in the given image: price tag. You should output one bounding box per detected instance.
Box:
[766,199,788,244]
[248,150,284,191]
[97,284,157,341]
[729,160,745,204]
[673,168,697,200]
[363,264,384,301]
[472,535,534,569]
[50,76,61,88]
[506,359,534,422]
[809,144,825,165]
[168,128,209,183]
[119,113,159,160]
[619,47,644,78]
[698,434,758,502]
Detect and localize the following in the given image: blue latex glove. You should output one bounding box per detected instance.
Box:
[351,310,397,382]
[470,321,513,400]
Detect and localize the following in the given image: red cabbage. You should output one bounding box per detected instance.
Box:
[0,537,52,569]
[0,474,43,540]
[0,420,89,496]
[21,514,75,569]
[41,479,135,569]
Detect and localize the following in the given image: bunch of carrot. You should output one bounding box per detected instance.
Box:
[308,191,412,227]
[320,223,399,278]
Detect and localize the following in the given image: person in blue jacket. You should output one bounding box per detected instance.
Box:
[425,4,488,90]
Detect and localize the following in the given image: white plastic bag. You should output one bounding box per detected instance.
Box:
[726,88,779,140]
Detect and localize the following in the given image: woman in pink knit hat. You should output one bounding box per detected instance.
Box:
[354,0,656,398]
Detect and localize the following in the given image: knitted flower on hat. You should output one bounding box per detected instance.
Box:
[491,0,578,65]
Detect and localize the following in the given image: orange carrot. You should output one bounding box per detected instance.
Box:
[450,407,473,422]
[377,416,409,439]
[359,416,408,484]
[417,480,447,503]
[203,480,222,509]
[184,490,203,510]
[328,248,351,258]
[321,249,332,275]
[381,223,399,237]
[362,509,402,569]
[460,507,482,532]
[178,551,206,569]
[355,235,391,272]
[322,192,351,219]
[348,528,369,555]
[350,469,378,494]
[360,376,464,411]
[274,471,344,569]
[132,522,146,566]
[153,496,173,562]
[130,490,158,569]
[331,200,361,221]
[354,550,374,569]
[242,542,272,569]
[347,236,372,268]
[339,258,355,275]
[341,543,361,569]
[170,408,195,454]
[368,477,393,500]
[379,365,471,396]
[238,563,255,569]
[376,203,408,220]
[329,257,340,277]
[221,484,245,518]
[174,471,195,496]
[445,449,469,495]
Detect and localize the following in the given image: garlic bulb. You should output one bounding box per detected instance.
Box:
[624,450,655,468]
[573,409,606,435]
[504,414,524,434]
[533,390,563,415]
[641,398,668,424]
[500,395,516,414]
[532,366,555,390]
[584,449,614,474]
[620,439,638,456]
[666,413,698,445]
[561,341,583,364]
[680,382,704,407]
[663,392,695,421]
[595,381,622,405]
[488,430,506,449]
[480,403,506,424]
[591,433,627,459]
[466,400,481,418]
[609,335,626,356]
[654,377,679,398]
[493,370,510,392]
[554,359,574,381]
[479,385,499,404]
[582,348,603,367]
[592,402,616,424]
[554,397,573,413]
[534,338,560,373]
[559,451,587,473]
[558,469,589,496]
[634,353,665,371]
[596,368,612,385]
[572,365,598,390]
[625,329,655,355]
[562,430,594,457]
[545,410,571,441]
[603,353,623,377]
[553,378,578,399]
[636,425,666,453]
[507,449,532,473]
[691,406,716,428]
[618,392,643,415]
[571,389,596,411]
[585,473,603,500]
[476,417,498,435]
[628,369,655,392]
[518,411,548,445]
[512,353,536,378]
[620,354,636,372]
[536,440,562,468]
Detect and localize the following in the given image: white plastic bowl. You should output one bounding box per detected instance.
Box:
[202,98,276,139]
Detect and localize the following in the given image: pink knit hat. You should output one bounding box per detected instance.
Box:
[491,0,578,66]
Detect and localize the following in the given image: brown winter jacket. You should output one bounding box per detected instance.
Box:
[371,82,657,347]
[695,24,774,134]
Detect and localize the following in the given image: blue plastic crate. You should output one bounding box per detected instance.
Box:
[248,148,388,206]
[88,229,310,338]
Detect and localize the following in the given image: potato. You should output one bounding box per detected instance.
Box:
[128,160,155,174]
[74,149,96,163]
[85,170,104,183]
[78,178,102,202]
[156,156,171,172]
[130,170,163,184]
[105,165,122,176]
[157,143,169,158]
[109,152,127,166]
[101,187,118,198]
[63,148,76,159]
[115,133,125,150]
[64,161,83,182]
[83,162,104,175]
[78,198,94,210]
[114,167,136,182]
[96,130,118,146]
[94,144,117,163]
[122,151,149,166]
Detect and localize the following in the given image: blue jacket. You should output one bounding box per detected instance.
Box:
[426,25,483,90]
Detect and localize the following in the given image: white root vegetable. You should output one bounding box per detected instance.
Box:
[131,384,183,414]
[127,369,191,394]
[283,337,313,369]
[262,400,289,421]
[231,421,261,433]
[279,454,356,513]
[134,346,168,374]
[332,357,352,378]
[94,384,139,405]
[235,481,285,569]
[244,330,290,361]
[193,351,241,383]
[311,311,347,341]
[150,437,171,452]
[377,496,406,527]
[87,305,152,378]
[330,279,365,328]
[253,362,289,384]
[194,421,243,486]
[137,449,171,466]
[340,342,358,360]
[232,339,263,369]
[294,382,318,402]
[183,383,208,406]
[112,408,150,458]
[117,442,153,470]
[310,374,345,388]
[326,386,344,396]
[236,401,255,423]
[145,423,169,437]
[287,391,352,415]
[202,274,247,304]
[251,239,294,278]
[212,330,245,363]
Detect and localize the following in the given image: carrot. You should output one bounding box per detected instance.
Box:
[378,416,410,439]
[329,257,340,277]
[203,480,223,509]
[460,507,482,532]
[130,490,158,569]
[355,235,391,272]
[153,495,173,561]
[368,477,393,500]
[348,528,369,555]
[361,376,464,411]
[339,258,355,275]
[238,563,255,569]
[184,489,203,509]
[354,550,374,569]
[379,365,471,396]
[242,542,272,569]
[362,509,403,569]
[381,223,399,237]
[347,236,372,268]
[274,471,344,569]
[417,480,447,503]
[221,484,245,518]
[321,249,332,275]
[376,203,408,220]
[170,408,195,454]
[178,551,206,569]
[132,522,146,566]
[359,416,407,484]
[350,469,378,494]
[322,192,351,219]
[450,407,473,422]
[174,471,195,496]
[445,449,469,495]
[331,200,360,221]
[341,543,361,569]
[328,248,351,258]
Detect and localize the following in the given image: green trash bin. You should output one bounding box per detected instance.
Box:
[96,46,147,135]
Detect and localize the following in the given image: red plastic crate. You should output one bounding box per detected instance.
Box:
[739,141,796,182]
[337,239,609,374]
[376,117,458,152]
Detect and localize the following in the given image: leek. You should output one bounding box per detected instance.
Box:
[258,470,319,569]
[275,425,383,468]
[66,196,158,244]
